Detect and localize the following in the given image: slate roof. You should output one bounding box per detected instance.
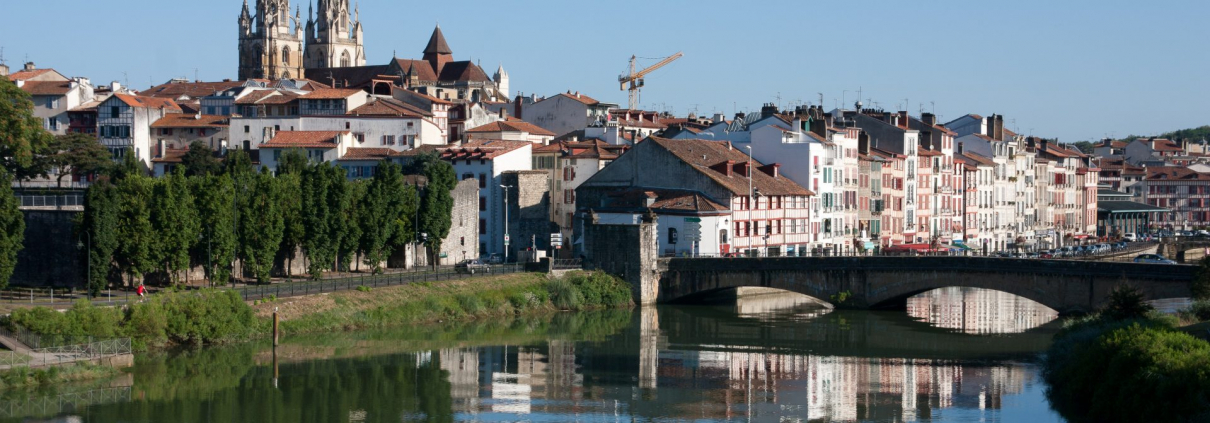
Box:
[1098,200,1168,213]
[603,188,730,214]
[262,131,348,148]
[424,26,453,55]
[533,140,628,160]
[647,137,813,197]
[437,61,491,83]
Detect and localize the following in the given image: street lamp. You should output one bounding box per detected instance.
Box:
[501,185,514,263]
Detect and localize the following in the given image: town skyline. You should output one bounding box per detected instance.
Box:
[1,0,1206,142]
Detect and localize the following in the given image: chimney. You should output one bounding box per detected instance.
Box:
[985,115,996,138]
[759,163,781,178]
[760,103,778,119]
[643,191,657,208]
[514,94,523,119]
[713,113,725,123]
[499,107,507,119]
[23,62,35,71]
[1041,138,1049,153]
[957,141,964,154]
[858,132,870,155]
[922,112,936,126]
[0,63,7,77]
[792,116,803,133]
[995,115,1004,141]
[810,118,827,139]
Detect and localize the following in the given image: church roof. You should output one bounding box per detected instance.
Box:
[392,59,438,81]
[424,26,453,55]
[437,61,491,83]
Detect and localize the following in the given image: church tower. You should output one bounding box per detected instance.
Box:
[493,64,509,101]
[422,25,453,75]
[238,0,305,80]
[304,0,366,69]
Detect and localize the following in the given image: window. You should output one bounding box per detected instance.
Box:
[479,196,486,211]
[244,125,250,133]
[479,174,486,188]
[668,228,678,245]
[354,133,365,143]
[479,219,486,235]
[383,135,395,145]
[462,173,474,181]
[110,107,119,118]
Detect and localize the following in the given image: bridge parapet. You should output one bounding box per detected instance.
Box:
[657,256,1195,314]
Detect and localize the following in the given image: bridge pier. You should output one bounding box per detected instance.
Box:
[581,210,662,305]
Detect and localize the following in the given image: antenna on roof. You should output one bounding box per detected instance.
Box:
[123,72,129,89]
[0,46,5,65]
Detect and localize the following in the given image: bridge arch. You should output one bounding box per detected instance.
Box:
[656,256,1195,314]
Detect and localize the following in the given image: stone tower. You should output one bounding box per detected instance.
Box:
[238,0,305,80]
[493,64,509,101]
[304,0,366,69]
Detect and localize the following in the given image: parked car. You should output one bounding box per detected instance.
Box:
[456,259,491,274]
[482,254,503,264]
[1122,233,1138,242]
[1133,254,1176,265]
[1198,230,1210,237]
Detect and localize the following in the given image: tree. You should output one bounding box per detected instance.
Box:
[419,160,456,268]
[1193,256,1210,301]
[180,141,221,177]
[149,168,199,285]
[224,149,254,178]
[276,148,309,176]
[0,171,24,289]
[276,171,305,279]
[359,161,417,274]
[339,179,365,272]
[301,163,335,279]
[111,168,154,286]
[45,133,110,187]
[1103,284,1155,320]
[193,174,237,285]
[238,169,284,284]
[0,78,53,180]
[402,150,440,176]
[325,165,351,273]
[81,177,119,296]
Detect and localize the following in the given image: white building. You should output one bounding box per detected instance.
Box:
[518,92,616,138]
[96,94,182,165]
[425,140,533,257]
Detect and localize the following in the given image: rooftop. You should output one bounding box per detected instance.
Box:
[300,88,365,100]
[262,131,349,148]
[648,137,813,197]
[466,119,556,136]
[150,114,229,128]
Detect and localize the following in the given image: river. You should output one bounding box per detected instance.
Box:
[0,287,1069,422]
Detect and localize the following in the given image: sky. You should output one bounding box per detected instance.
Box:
[2,0,1207,142]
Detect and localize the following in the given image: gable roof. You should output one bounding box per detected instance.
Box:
[1144,166,1210,181]
[300,88,365,100]
[339,147,402,161]
[466,119,556,136]
[7,68,65,82]
[958,152,996,167]
[534,139,628,160]
[647,137,812,197]
[602,188,730,214]
[18,81,72,96]
[437,61,491,83]
[349,97,430,117]
[438,139,531,161]
[539,92,600,106]
[262,131,348,148]
[150,114,229,128]
[110,93,182,111]
[141,80,244,100]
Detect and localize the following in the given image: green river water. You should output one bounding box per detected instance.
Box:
[0,287,1069,422]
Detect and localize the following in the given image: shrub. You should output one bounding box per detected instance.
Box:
[456,294,485,315]
[1045,321,1210,422]
[548,278,584,310]
[356,285,372,293]
[1102,284,1154,320]
[1193,257,1210,300]
[1188,300,1210,321]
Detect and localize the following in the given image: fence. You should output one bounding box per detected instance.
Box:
[235,264,524,302]
[0,337,131,370]
[552,259,583,270]
[663,242,1164,262]
[0,386,131,419]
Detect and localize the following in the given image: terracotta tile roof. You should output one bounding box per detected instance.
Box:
[648,137,813,197]
[300,88,365,100]
[349,98,429,117]
[151,148,189,163]
[541,92,600,106]
[141,80,244,99]
[395,87,452,105]
[262,131,348,148]
[257,92,301,105]
[536,140,628,160]
[6,68,56,81]
[604,188,729,213]
[150,114,229,128]
[958,152,996,167]
[339,147,402,161]
[466,119,555,136]
[1148,138,1184,152]
[19,81,72,96]
[1144,166,1210,181]
[112,93,182,111]
[438,140,531,161]
[392,59,439,82]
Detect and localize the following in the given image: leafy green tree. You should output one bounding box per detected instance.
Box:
[301,164,335,279]
[112,169,154,286]
[276,171,305,279]
[275,148,309,176]
[1192,256,1210,300]
[81,177,119,296]
[238,170,285,283]
[419,160,456,268]
[1103,284,1155,320]
[193,174,237,285]
[109,151,149,180]
[325,165,351,273]
[0,78,53,180]
[223,149,255,178]
[359,161,417,273]
[45,133,110,187]
[0,171,24,289]
[402,150,440,175]
[339,179,365,272]
[180,141,221,177]
[149,168,199,285]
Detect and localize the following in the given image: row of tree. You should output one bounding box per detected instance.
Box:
[81,146,456,296]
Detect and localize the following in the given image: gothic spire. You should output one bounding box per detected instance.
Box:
[423,25,452,55]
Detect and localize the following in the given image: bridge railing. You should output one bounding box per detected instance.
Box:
[663,242,1168,263]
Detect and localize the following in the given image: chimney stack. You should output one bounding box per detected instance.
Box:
[23,62,35,71]
[995,115,1004,141]
[499,107,507,119]
[858,132,870,155]
[922,112,937,126]
[898,111,909,129]
[0,63,7,77]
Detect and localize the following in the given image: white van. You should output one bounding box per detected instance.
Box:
[1122,233,1137,242]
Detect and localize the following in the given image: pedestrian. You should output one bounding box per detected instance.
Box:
[136,283,145,301]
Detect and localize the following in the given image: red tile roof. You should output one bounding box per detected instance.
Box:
[6,68,56,81]
[151,148,189,163]
[605,189,729,213]
[439,140,531,161]
[541,92,600,106]
[1144,166,1210,181]
[349,98,430,117]
[300,88,365,100]
[339,148,401,161]
[150,114,229,128]
[648,137,813,197]
[534,140,628,160]
[112,93,182,111]
[958,152,995,167]
[263,131,348,148]
[18,81,72,96]
[466,119,555,136]
[1147,138,1184,152]
[141,80,244,99]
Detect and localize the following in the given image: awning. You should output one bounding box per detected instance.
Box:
[950,241,974,251]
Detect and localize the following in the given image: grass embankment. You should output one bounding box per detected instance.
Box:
[0,362,120,390]
[263,271,633,336]
[1044,294,1210,422]
[2,271,633,351]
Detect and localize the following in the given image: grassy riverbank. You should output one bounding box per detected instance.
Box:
[1043,293,1210,422]
[0,362,120,390]
[2,271,633,351]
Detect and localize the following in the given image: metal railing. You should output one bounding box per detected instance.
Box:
[0,337,131,369]
[0,386,132,420]
[236,264,525,302]
[552,259,583,270]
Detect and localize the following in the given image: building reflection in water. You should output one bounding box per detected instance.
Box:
[906,287,1059,334]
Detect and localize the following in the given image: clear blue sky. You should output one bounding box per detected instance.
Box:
[3,0,1206,142]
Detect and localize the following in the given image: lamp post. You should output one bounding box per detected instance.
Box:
[501,185,514,263]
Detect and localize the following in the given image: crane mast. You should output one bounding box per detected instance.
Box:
[618,52,683,111]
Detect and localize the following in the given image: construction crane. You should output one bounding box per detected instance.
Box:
[618,52,683,111]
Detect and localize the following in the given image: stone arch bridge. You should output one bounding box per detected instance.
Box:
[653,256,1194,313]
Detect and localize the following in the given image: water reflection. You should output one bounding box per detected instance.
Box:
[734,290,832,320]
[906,287,1059,334]
[0,293,1064,423]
